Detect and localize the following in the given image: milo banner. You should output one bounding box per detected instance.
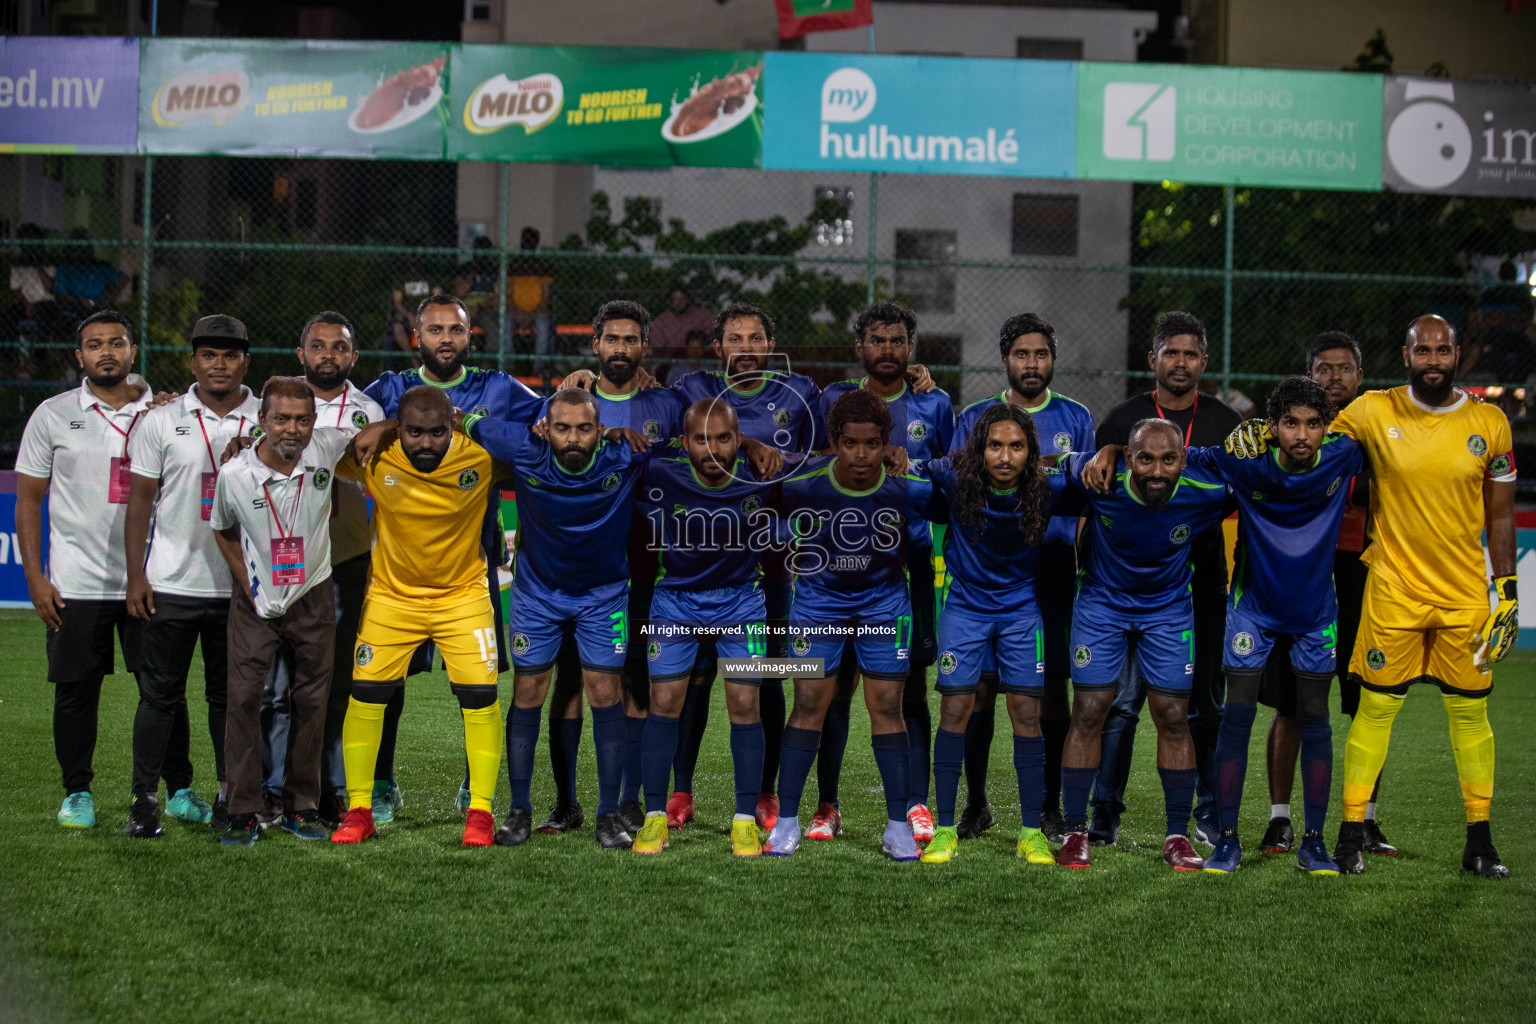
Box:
[449,45,764,167]
[1076,62,1383,191]
[137,38,450,158]
[0,36,139,153]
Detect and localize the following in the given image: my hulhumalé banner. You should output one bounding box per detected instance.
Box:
[448,45,765,167]
[762,52,1076,178]
[0,36,140,153]
[137,38,450,158]
[1076,62,1383,191]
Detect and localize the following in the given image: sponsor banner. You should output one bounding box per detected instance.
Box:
[449,45,765,167]
[0,36,139,153]
[1076,62,1382,191]
[762,52,1075,178]
[138,38,449,157]
[0,474,40,609]
[774,0,873,40]
[1384,77,1536,197]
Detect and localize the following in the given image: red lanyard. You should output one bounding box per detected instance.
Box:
[93,405,142,461]
[335,383,349,427]
[195,410,247,474]
[262,476,304,539]
[1151,391,1197,447]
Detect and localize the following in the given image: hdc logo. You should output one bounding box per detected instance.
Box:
[1102,82,1176,162]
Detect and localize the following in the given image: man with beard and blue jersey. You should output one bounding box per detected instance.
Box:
[948,313,1094,842]
[361,293,543,822]
[808,300,954,847]
[1054,419,1231,872]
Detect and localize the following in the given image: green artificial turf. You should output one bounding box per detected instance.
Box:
[1,609,1533,1022]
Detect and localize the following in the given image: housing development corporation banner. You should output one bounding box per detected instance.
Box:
[1076,62,1383,191]
[761,52,1076,178]
[448,45,765,167]
[0,36,139,153]
[137,38,451,158]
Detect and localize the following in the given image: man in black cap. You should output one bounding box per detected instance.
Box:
[122,314,261,837]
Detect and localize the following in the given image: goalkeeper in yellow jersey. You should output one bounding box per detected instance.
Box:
[1228,315,1515,878]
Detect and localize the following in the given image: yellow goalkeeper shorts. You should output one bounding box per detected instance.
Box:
[352,588,499,688]
[1348,575,1490,698]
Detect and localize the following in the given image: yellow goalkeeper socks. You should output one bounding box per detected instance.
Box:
[1443,694,1495,823]
[1343,688,1403,822]
[342,697,388,811]
[461,701,503,814]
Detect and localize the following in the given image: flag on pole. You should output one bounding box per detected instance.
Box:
[775,0,874,39]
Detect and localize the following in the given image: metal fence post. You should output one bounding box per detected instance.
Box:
[138,155,153,377]
[866,172,878,304]
[1221,185,1234,400]
[498,162,510,373]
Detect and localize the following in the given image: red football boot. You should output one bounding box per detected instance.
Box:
[330,806,376,845]
[463,808,495,847]
[1164,834,1205,871]
[665,791,694,830]
[755,793,780,831]
[1055,831,1091,868]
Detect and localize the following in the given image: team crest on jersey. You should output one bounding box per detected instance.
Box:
[907,420,928,444]
[938,651,957,675]
[1072,645,1091,667]
[1468,435,1488,456]
[1366,648,1386,671]
[251,426,265,439]
[458,469,480,490]
[1169,524,1191,544]
[642,419,662,439]
[1490,453,1513,476]
[741,495,763,514]
[313,468,331,490]
[1232,632,1255,656]
[350,409,369,430]
[602,472,621,492]
[647,640,661,661]
[791,635,811,657]
[1327,476,1342,497]
[1053,431,1072,453]
[354,643,374,667]
[773,408,790,428]
[511,632,530,655]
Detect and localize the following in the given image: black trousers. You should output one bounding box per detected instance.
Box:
[132,593,230,799]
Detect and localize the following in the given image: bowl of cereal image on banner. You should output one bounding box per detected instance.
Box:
[660,64,763,167]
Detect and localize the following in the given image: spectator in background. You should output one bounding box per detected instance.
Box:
[52,229,127,318]
[662,329,709,388]
[508,227,555,375]
[455,236,500,351]
[1463,260,1535,383]
[9,223,69,377]
[386,275,430,371]
[651,284,714,359]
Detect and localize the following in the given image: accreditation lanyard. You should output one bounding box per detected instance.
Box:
[262,476,307,587]
[94,405,142,504]
[328,385,351,518]
[195,411,247,521]
[1151,391,1197,447]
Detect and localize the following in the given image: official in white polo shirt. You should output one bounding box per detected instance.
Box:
[14,310,186,829]
[256,311,385,826]
[212,376,373,845]
[123,314,260,839]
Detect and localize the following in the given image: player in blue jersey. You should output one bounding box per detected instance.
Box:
[764,391,933,862]
[948,313,1095,842]
[808,301,955,846]
[914,403,1078,865]
[1054,419,1230,871]
[361,293,544,822]
[1178,376,1363,876]
[464,389,651,851]
[629,400,783,858]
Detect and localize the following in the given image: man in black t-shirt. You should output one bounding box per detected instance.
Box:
[1087,311,1240,847]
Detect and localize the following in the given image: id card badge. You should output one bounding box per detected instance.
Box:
[109,457,133,504]
[201,472,216,521]
[1336,505,1367,553]
[270,537,306,586]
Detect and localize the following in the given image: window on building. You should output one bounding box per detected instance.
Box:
[813,185,854,247]
[895,229,957,314]
[1011,193,1078,257]
[1016,38,1083,61]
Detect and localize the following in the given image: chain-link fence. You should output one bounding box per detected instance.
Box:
[4,152,1534,470]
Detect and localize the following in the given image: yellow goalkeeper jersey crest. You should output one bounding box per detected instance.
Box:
[1331,386,1514,610]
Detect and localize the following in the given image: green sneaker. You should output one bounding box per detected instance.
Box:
[58,791,95,828]
[1017,826,1054,865]
[631,814,670,854]
[371,780,403,823]
[921,825,959,863]
[165,787,213,824]
[456,780,472,814]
